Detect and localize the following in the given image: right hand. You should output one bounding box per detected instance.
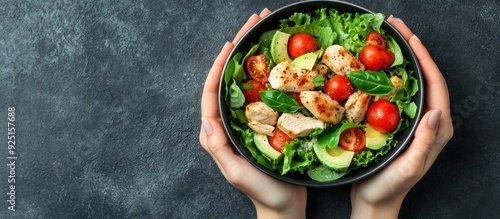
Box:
[350,16,454,218]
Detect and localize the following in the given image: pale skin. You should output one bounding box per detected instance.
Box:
[199,8,453,219]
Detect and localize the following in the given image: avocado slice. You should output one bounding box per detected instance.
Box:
[270,31,293,64]
[290,51,320,70]
[253,133,282,161]
[312,139,354,171]
[365,124,389,150]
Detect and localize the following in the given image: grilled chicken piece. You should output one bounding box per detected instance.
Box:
[345,90,372,123]
[374,76,404,101]
[248,122,275,136]
[299,91,345,124]
[321,45,364,75]
[277,112,325,139]
[245,102,279,136]
[268,61,320,92]
[313,63,329,76]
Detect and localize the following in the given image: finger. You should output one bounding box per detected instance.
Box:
[387,16,413,41]
[404,110,442,173]
[201,42,235,118]
[201,116,245,179]
[232,14,262,44]
[259,8,271,17]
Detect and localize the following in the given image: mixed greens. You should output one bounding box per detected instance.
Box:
[222,8,419,182]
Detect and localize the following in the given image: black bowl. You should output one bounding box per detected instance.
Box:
[219,0,424,187]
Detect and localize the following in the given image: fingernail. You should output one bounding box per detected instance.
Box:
[248,13,258,20]
[427,110,442,129]
[261,8,269,14]
[223,41,230,48]
[390,15,404,24]
[411,34,421,42]
[201,117,213,135]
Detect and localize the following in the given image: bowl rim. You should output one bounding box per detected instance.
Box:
[218,0,424,187]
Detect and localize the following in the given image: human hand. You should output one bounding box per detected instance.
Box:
[350,16,454,218]
[199,9,307,219]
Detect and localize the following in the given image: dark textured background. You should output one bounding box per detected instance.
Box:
[1,0,499,218]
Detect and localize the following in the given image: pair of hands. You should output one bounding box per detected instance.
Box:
[199,8,453,219]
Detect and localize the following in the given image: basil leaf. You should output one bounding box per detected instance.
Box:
[313,75,325,87]
[347,70,394,95]
[260,90,302,113]
[317,122,364,148]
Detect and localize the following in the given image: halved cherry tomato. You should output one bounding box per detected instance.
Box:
[245,54,270,83]
[325,75,353,102]
[241,79,267,103]
[269,129,293,152]
[287,33,318,59]
[380,49,395,69]
[339,128,366,152]
[366,32,387,50]
[359,45,385,71]
[366,100,400,133]
[288,92,303,106]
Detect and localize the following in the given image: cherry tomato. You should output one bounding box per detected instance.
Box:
[287,33,318,59]
[325,75,353,102]
[366,32,387,50]
[339,128,366,152]
[359,45,385,71]
[380,49,395,69]
[366,100,400,133]
[241,79,267,103]
[245,54,270,83]
[288,92,303,106]
[269,129,293,152]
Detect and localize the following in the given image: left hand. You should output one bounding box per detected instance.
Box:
[199,9,307,219]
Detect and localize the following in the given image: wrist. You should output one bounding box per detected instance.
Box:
[253,199,306,219]
[350,194,405,219]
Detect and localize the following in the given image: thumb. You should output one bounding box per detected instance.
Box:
[200,117,238,176]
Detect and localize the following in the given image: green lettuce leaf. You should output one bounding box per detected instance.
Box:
[282,139,318,175]
[327,9,385,54]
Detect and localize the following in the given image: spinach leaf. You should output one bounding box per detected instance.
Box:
[386,35,404,67]
[230,108,248,124]
[307,165,349,182]
[229,81,245,109]
[402,102,417,119]
[347,70,394,95]
[231,53,246,85]
[317,122,364,148]
[260,90,302,113]
[259,30,276,49]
